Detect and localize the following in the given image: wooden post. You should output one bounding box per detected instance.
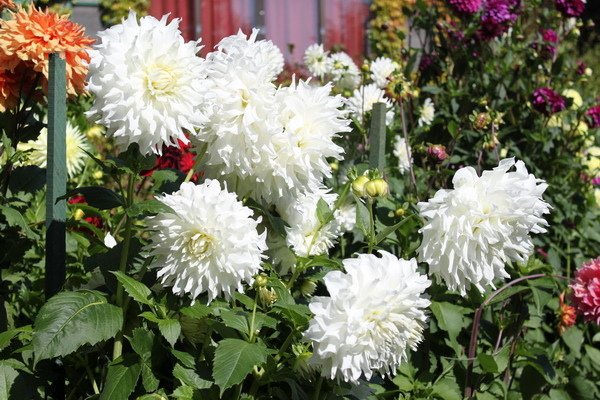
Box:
[45,53,67,298]
[369,102,386,171]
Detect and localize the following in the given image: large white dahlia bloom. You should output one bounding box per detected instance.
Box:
[305,251,431,384]
[418,158,551,295]
[370,56,399,88]
[87,12,209,155]
[347,84,395,126]
[146,181,267,303]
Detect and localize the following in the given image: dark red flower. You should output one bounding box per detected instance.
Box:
[68,195,103,229]
[478,0,521,40]
[532,87,566,115]
[555,0,585,17]
[142,139,197,180]
[448,0,483,14]
[586,105,600,128]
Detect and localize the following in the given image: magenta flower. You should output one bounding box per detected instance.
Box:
[448,0,483,14]
[570,258,600,325]
[555,0,585,17]
[586,105,600,128]
[479,0,520,40]
[532,87,566,115]
[426,144,448,162]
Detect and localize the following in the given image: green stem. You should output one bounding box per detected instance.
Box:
[112,174,135,360]
[367,198,376,254]
[312,376,323,400]
[184,142,207,183]
[248,291,259,342]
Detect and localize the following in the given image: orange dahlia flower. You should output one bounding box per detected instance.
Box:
[0,6,94,96]
[557,292,576,335]
[0,68,20,112]
[0,0,15,12]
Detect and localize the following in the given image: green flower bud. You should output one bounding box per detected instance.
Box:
[300,279,317,297]
[351,175,370,197]
[253,274,268,289]
[365,178,389,198]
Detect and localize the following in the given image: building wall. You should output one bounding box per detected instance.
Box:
[149,0,370,64]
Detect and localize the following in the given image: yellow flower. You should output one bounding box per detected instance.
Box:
[584,146,600,175]
[562,89,582,110]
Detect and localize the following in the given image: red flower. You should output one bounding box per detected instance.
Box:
[142,139,198,181]
[557,292,576,335]
[570,257,600,325]
[68,195,103,229]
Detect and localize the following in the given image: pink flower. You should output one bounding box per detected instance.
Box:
[532,87,566,115]
[570,258,600,325]
[586,105,600,128]
[426,144,448,162]
[448,0,483,14]
[555,0,585,17]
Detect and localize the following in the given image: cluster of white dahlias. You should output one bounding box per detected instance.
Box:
[197,30,350,206]
[418,158,551,295]
[305,251,431,383]
[303,44,360,90]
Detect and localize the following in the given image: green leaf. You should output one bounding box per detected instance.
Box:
[585,345,600,368]
[99,354,141,400]
[219,310,249,335]
[355,199,370,237]
[32,290,123,364]
[129,327,154,361]
[562,327,584,358]
[111,271,154,307]
[0,364,18,399]
[316,198,334,226]
[432,377,461,400]
[477,353,498,373]
[212,339,268,395]
[141,364,159,393]
[173,364,212,389]
[486,286,530,306]
[549,389,571,400]
[429,301,470,341]
[0,326,31,351]
[180,303,211,320]
[158,318,181,347]
[126,200,174,218]
[0,206,39,240]
[58,186,124,210]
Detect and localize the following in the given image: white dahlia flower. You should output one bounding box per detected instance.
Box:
[418,158,551,295]
[18,121,91,178]
[336,203,357,233]
[347,84,395,126]
[393,135,412,175]
[370,56,399,88]
[304,43,330,78]
[327,52,360,90]
[418,98,435,127]
[217,28,284,82]
[87,12,209,155]
[305,251,431,384]
[146,180,267,303]
[278,187,342,258]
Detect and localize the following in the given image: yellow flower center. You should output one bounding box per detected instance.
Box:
[187,231,214,259]
[145,64,178,97]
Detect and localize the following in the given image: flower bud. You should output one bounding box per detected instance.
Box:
[585,67,593,76]
[300,279,317,297]
[92,170,103,180]
[351,175,370,197]
[329,160,339,172]
[253,274,268,289]
[86,125,104,138]
[73,209,85,221]
[365,178,389,198]
[394,207,406,218]
[361,63,370,74]
[258,287,277,306]
[426,144,448,162]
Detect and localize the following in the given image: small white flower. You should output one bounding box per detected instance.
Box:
[347,84,395,126]
[327,52,360,90]
[336,204,356,233]
[417,158,551,295]
[18,121,91,178]
[87,12,210,155]
[305,251,431,384]
[370,56,399,88]
[304,43,330,78]
[393,135,412,175]
[146,181,267,303]
[104,233,117,249]
[278,187,341,258]
[418,98,435,127]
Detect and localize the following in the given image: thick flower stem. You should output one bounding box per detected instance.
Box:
[312,376,323,400]
[367,198,376,254]
[112,174,135,360]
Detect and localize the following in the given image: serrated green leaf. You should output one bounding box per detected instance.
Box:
[32,290,123,364]
[432,377,461,400]
[212,339,268,395]
[129,328,154,361]
[99,354,141,400]
[219,310,249,335]
[180,303,211,320]
[0,364,18,399]
[158,318,181,347]
[0,206,39,240]
[562,327,584,358]
[111,271,154,307]
[355,198,370,236]
[430,301,470,342]
[141,364,159,392]
[585,345,600,368]
[126,200,174,218]
[173,364,212,389]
